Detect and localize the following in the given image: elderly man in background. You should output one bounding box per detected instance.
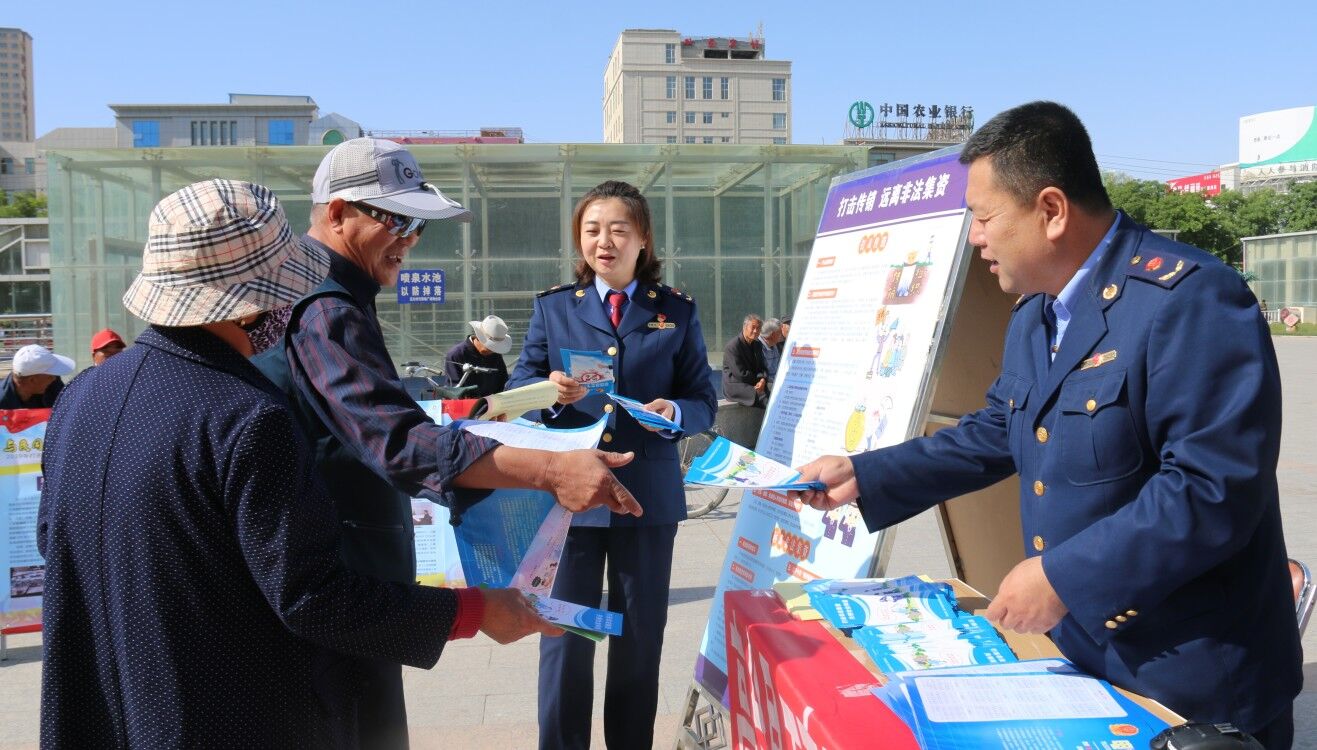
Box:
[256,137,642,748]
[89,328,127,365]
[0,344,74,409]
[38,179,563,748]
[445,314,511,397]
[721,313,768,407]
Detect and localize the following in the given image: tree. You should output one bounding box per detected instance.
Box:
[1279,181,1317,232]
[1146,191,1236,263]
[1103,172,1167,226]
[0,190,47,218]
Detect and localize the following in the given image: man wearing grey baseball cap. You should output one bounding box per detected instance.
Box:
[38,180,569,748]
[256,138,643,748]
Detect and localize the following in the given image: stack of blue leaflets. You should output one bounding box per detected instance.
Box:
[805,576,1016,672]
[871,659,1170,750]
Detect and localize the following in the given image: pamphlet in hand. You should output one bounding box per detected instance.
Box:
[683,435,826,491]
[468,380,559,421]
[561,348,615,395]
[608,393,681,431]
[444,417,625,641]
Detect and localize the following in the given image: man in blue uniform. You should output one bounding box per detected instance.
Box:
[795,101,1300,747]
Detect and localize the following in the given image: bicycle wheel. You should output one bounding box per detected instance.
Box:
[679,429,730,518]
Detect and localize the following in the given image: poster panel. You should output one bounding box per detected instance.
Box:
[1,409,50,629]
[694,149,975,699]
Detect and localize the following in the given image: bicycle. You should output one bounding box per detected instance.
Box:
[678,426,731,518]
[400,360,499,401]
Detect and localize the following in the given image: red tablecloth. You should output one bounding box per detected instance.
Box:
[724,588,919,750]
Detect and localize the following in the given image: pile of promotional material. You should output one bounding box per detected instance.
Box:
[871,659,1169,749]
[804,576,1016,672]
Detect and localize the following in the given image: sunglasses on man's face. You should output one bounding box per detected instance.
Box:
[351,202,427,238]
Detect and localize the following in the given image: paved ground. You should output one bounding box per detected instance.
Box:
[3,336,1315,749]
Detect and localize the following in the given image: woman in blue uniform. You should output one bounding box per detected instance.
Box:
[508,180,717,749]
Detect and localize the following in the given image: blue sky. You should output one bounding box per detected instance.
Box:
[8,0,1314,180]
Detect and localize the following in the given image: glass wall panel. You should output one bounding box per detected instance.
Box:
[47,144,867,368]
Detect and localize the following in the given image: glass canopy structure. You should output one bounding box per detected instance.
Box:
[47,143,868,367]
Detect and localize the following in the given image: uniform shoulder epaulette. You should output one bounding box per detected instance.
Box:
[656,283,694,304]
[537,282,576,298]
[1125,251,1199,289]
[1012,293,1040,311]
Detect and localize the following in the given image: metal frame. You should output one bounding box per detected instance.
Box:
[46,144,867,369]
[676,680,729,749]
[1293,558,1314,637]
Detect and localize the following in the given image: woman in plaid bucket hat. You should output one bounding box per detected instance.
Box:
[38,179,560,747]
[122,178,329,332]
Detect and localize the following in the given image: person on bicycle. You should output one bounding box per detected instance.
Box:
[444,314,511,397]
[507,180,718,750]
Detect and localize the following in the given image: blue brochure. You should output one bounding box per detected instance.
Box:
[682,435,826,491]
[608,392,681,431]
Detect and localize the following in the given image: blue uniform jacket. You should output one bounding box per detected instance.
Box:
[851,214,1301,731]
[507,281,718,526]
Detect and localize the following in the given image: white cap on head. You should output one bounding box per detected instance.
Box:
[12,345,75,377]
[469,315,512,354]
[311,137,472,222]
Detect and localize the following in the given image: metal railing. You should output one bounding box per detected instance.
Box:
[1263,308,1305,324]
[0,314,54,371]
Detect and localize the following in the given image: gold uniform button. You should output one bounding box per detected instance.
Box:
[647,290,657,299]
[1032,480,1045,496]
[1105,620,1118,630]
[1126,609,1138,617]
[1036,427,1049,443]
[1130,255,1142,265]
[1115,615,1127,622]
[603,404,614,414]
[1102,284,1118,300]
[1008,398,1015,409]
[1032,535,1045,551]
[601,433,613,443]
[1085,399,1097,412]
[607,346,618,356]
[575,289,586,297]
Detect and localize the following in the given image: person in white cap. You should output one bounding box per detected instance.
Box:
[0,344,75,409]
[443,314,511,397]
[253,138,643,748]
[35,179,586,748]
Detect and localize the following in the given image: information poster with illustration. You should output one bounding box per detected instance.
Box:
[694,149,976,700]
[0,409,50,630]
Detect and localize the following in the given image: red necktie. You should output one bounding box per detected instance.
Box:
[607,291,626,329]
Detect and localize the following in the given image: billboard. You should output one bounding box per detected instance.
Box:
[1239,106,1317,182]
[1166,170,1221,197]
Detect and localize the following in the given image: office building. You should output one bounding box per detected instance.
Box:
[109,93,320,148]
[604,29,791,145]
[0,28,34,142]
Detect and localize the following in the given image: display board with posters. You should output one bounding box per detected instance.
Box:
[0,409,50,631]
[692,148,977,701]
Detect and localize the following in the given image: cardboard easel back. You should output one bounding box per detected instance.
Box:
[923,248,1022,597]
